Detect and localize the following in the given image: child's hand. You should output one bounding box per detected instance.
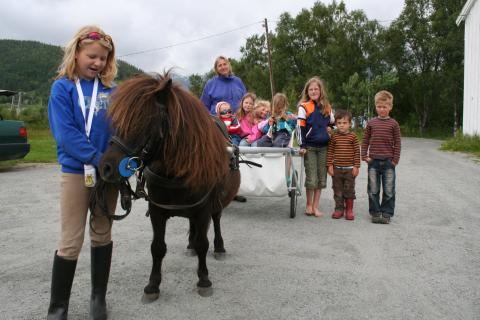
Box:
[327,126,332,135]
[288,113,297,120]
[352,167,359,177]
[268,117,275,126]
[327,165,334,176]
[365,157,372,163]
[299,148,307,155]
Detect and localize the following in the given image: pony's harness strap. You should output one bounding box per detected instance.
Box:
[129,166,214,211]
[143,166,186,188]
[144,185,214,211]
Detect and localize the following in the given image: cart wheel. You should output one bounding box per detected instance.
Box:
[289,189,297,218]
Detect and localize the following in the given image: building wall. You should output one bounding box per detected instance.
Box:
[463,0,480,135]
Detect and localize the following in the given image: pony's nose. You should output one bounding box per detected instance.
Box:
[101,162,114,181]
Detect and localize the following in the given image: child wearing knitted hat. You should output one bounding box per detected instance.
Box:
[216,101,241,145]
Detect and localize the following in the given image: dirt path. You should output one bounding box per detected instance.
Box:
[0,138,479,320]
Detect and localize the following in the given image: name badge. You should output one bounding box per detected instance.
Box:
[84,164,96,187]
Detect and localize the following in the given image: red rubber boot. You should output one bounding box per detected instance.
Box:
[345,199,355,220]
[331,209,344,219]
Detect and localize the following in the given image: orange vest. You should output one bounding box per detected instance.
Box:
[297,100,316,127]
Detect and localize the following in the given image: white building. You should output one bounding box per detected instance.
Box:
[457,0,480,136]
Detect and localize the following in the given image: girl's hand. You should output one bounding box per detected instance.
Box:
[299,148,307,155]
[268,117,275,126]
[352,167,359,177]
[327,126,332,135]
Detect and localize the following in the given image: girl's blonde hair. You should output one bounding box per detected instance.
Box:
[253,99,271,119]
[237,92,257,120]
[213,55,232,76]
[272,93,289,119]
[299,76,332,117]
[56,25,117,87]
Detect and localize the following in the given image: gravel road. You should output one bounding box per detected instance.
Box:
[1,138,479,320]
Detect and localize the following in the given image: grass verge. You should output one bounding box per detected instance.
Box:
[440,134,480,160]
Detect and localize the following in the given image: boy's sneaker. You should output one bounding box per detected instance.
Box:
[371,212,383,224]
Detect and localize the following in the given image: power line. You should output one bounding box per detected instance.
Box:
[118,20,263,58]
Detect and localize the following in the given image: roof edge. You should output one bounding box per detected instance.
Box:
[457,0,478,25]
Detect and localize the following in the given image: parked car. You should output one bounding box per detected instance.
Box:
[0,90,30,161]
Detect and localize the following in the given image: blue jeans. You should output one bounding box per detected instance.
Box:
[256,130,291,147]
[239,138,258,147]
[230,134,241,146]
[367,159,396,216]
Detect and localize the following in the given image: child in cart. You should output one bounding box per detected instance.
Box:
[257,93,297,147]
[216,101,241,145]
[239,99,271,146]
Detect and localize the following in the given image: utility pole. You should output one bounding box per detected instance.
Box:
[263,18,275,101]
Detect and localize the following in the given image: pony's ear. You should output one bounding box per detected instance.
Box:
[156,77,172,103]
[164,78,172,89]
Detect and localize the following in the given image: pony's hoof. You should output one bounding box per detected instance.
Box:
[197,278,212,288]
[197,286,213,297]
[141,292,159,304]
[214,247,226,253]
[213,251,226,260]
[185,248,197,257]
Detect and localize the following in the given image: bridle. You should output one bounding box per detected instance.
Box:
[93,134,216,221]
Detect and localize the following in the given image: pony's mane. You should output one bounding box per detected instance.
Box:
[109,72,229,190]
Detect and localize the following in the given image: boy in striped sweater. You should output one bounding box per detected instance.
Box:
[361,90,401,224]
[327,110,361,220]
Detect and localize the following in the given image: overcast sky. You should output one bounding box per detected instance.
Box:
[1,0,404,76]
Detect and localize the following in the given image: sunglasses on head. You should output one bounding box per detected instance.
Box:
[79,32,112,43]
[220,109,232,115]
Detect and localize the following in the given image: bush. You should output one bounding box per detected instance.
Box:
[19,104,49,128]
[0,103,49,128]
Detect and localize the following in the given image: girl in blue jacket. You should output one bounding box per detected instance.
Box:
[297,77,334,218]
[46,25,117,320]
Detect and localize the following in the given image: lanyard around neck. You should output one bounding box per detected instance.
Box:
[75,77,99,138]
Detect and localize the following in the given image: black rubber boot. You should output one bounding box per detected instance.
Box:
[47,252,77,320]
[89,242,112,320]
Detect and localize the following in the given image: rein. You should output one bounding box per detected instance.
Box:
[95,135,217,220]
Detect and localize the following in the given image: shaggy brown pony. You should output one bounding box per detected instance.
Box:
[99,72,240,301]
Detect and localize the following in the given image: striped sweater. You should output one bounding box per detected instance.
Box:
[361,117,401,164]
[327,131,361,168]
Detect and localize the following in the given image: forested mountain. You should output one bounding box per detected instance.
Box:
[0,39,142,103]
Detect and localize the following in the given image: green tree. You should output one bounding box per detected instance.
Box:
[384,0,464,134]
[235,1,387,110]
[188,74,206,98]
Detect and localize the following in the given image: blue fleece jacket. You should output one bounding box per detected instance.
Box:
[200,75,246,114]
[298,101,332,148]
[48,77,114,174]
